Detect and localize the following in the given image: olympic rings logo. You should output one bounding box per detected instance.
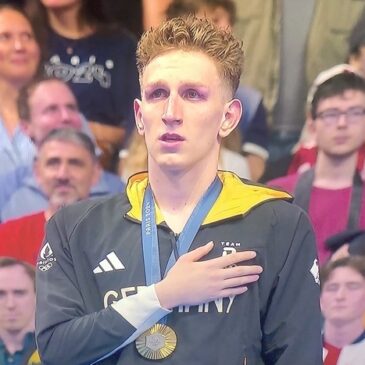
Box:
[38,263,53,271]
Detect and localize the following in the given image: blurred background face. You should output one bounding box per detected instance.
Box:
[313,90,365,158]
[0,8,40,87]
[196,6,232,31]
[35,140,99,208]
[321,266,365,326]
[25,80,82,145]
[0,265,35,334]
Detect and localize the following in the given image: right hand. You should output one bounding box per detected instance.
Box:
[155,241,263,309]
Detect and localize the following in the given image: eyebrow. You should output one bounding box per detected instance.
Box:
[144,80,209,89]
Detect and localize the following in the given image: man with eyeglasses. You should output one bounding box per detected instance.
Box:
[268,69,365,265]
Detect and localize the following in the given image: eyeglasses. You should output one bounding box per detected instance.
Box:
[315,107,365,125]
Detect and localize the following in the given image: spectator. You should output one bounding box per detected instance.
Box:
[1,128,100,222]
[0,128,102,263]
[261,64,365,183]
[321,256,365,364]
[0,4,41,175]
[268,70,365,264]
[164,0,269,181]
[0,77,124,216]
[0,257,40,364]
[25,0,140,171]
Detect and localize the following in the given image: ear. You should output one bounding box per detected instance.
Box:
[134,98,145,135]
[218,98,242,138]
[305,112,320,146]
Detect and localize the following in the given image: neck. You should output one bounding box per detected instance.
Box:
[324,319,364,348]
[0,328,32,355]
[44,207,55,221]
[148,161,219,233]
[314,151,358,188]
[47,6,94,39]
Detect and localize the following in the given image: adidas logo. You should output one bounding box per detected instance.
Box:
[93,252,125,274]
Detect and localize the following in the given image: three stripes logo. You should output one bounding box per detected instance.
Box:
[93,251,125,274]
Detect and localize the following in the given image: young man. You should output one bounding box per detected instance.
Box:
[0,128,100,264]
[165,0,269,181]
[0,78,124,219]
[36,17,322,364]
[268,70,365,264]
[0,257,40,365]
[320,256,365,364]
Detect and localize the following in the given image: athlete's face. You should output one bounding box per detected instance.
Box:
[22,80,82,145]
[35,140,100,208]
[0,265,35,334]
[134,50,241,173]
[321,266,365,326]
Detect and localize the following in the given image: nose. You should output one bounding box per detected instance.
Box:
[162,94,182,126]
[5,294,15,309]
[336,113,348,128]
[334,285,346,300]
[55,162,70,180]
[59,107,73,125]
[13,36,25,51]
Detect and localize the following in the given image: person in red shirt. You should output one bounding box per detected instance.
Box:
[0,128,100,265]
[321,256,365,364]
[268,69,365,264]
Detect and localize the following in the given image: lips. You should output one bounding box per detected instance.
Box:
[160,133,185,142]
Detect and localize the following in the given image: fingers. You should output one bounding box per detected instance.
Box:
[180,241,214,262]
[219,286,248,298]
[220,265,263,279]
[222,274,260,288]
[208,250,258,268]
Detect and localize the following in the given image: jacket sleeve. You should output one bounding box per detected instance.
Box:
[261,207,323,365]
[36,210,169,365]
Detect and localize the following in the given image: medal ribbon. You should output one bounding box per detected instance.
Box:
[141,176,222,287]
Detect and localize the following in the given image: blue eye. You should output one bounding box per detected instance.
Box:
[185,89,200,99]
[150,89,167,99]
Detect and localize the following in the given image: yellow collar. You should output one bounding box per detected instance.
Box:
[126,171,292,225]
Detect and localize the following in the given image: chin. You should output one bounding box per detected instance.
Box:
[50,194,79,208]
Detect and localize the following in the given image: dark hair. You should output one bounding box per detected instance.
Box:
[311,72,365,119]
[0,257,35,290]
[320,256,365,290]
[39,128,97,161]
[348,8,365,56]
[166,0,236,25]
[18,76,76,122]
[0,4,44,76]
[25,0,123,37]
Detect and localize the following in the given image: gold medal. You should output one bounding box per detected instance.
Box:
[136,323,177,360]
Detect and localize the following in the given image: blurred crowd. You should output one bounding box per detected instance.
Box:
[1,1,365,364]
